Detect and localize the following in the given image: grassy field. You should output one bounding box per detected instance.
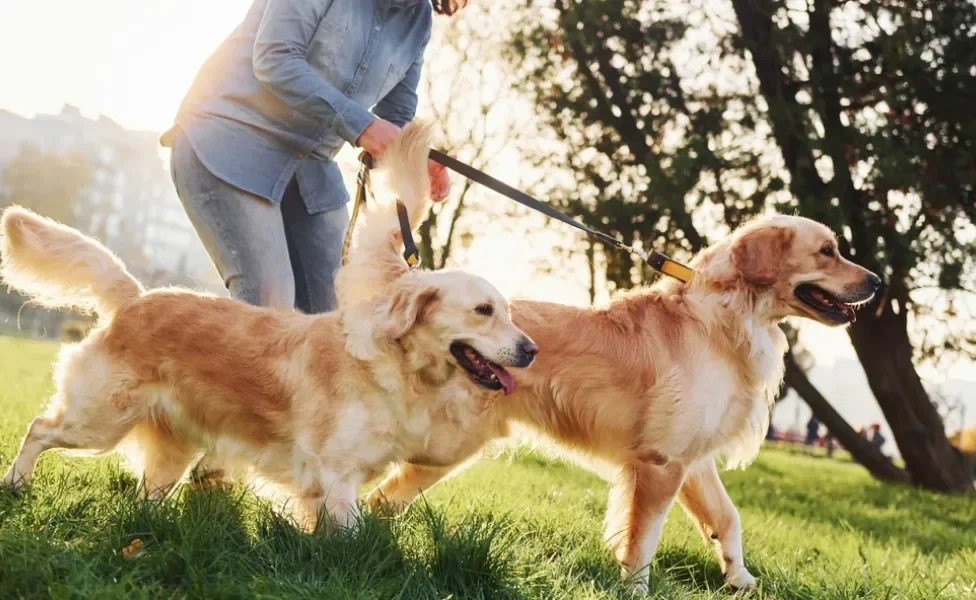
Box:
[1,336,974,599]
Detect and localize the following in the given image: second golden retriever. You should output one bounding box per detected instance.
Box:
[345,137,881,590]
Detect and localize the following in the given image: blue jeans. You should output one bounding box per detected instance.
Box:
[169,130,348,314]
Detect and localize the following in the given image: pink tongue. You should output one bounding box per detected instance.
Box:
[488,364,515,395]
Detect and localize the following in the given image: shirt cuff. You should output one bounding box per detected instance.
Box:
[333,101,376,146]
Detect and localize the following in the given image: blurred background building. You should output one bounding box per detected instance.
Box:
[0,105,224,336]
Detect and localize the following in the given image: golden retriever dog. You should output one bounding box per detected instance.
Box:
[340,144,881,589]
[0,125,537,530]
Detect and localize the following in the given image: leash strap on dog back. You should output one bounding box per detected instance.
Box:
[397,201,421,269]
[427,150,694,283]
[342,151,421,270]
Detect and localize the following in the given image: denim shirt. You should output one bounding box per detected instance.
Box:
[163,0,432,213]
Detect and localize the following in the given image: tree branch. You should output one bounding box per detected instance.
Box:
[784,348,910,483]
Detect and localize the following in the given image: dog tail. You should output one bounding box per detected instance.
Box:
[336,121,435,306]
[0,206,143,317]
[376,120,435,231]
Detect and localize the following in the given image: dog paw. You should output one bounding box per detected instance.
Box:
[0,474,25,498]
[190,469,233,491]
[627,579,649,596]
[621,567,650,596]
[726,566,757,590]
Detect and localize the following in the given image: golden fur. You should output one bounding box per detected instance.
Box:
[0,123,535,530]
[338,144,880,589]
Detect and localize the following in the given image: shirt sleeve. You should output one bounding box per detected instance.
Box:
[372,46,426,128]
[252,0,376,145]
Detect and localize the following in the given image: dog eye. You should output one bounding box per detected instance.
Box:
[819,245,835,258]
[475,303,493,317]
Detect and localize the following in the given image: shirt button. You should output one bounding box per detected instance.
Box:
[374,25,380,31]
[295,152,304,158]
[360,64,367,71]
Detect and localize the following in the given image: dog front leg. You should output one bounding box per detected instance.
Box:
[296,473,360,532]
[677,458,756,589]
[366,421,496,511]
[604,460,685,593]
[366,462,458,511]
[190,453,234,489]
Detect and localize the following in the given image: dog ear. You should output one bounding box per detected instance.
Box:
[378,280,441,339]
[732,226,794,286]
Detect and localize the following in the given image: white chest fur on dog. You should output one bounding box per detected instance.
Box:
[641,320,786,467]
[719,321,787,467]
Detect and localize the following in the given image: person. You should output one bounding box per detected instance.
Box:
[823,430,835,458]
[161,0,465,315]
[870,423,887,456]
[804,415,821,454]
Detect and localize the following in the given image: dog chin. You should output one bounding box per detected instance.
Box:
[793,303,852,327]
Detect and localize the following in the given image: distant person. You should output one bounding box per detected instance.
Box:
[804,415,821,454]
[870,423,887,456]
[823,430,835,458]
[161,0,462,314]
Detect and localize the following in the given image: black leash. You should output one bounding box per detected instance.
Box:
[427,150,694,283]
[344,150,695,283]
[341,152,423,269]
[396,200,422,268]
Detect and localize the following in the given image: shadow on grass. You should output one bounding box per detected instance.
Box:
[731,456,976,557]
[0,471,523,599]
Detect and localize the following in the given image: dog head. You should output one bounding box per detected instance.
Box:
[376,270,537,394]
[716,215,882,326]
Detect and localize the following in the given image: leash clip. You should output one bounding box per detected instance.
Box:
[404,251,422,270]
[645,250,695,283]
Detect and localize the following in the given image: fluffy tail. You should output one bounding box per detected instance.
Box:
[1,206,143,316]
[336,121,435,306]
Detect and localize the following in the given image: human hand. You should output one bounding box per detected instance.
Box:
[356,119,401,159]
[428,159,450,202]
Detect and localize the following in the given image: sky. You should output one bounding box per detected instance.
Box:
[1,0,973,391]
[0,0,248,133]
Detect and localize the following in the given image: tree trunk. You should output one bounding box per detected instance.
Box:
[783,349,910,484]
[848,301,975,494]
[732,0,973,494]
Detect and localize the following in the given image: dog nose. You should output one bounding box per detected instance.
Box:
[519,338,539,359]
[867,272,882,290]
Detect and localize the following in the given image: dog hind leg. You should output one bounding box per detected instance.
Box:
[604,460,686,593]
[2,389,138,490]
[122,422,199,499]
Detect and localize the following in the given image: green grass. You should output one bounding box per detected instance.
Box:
[1,335,974,599]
